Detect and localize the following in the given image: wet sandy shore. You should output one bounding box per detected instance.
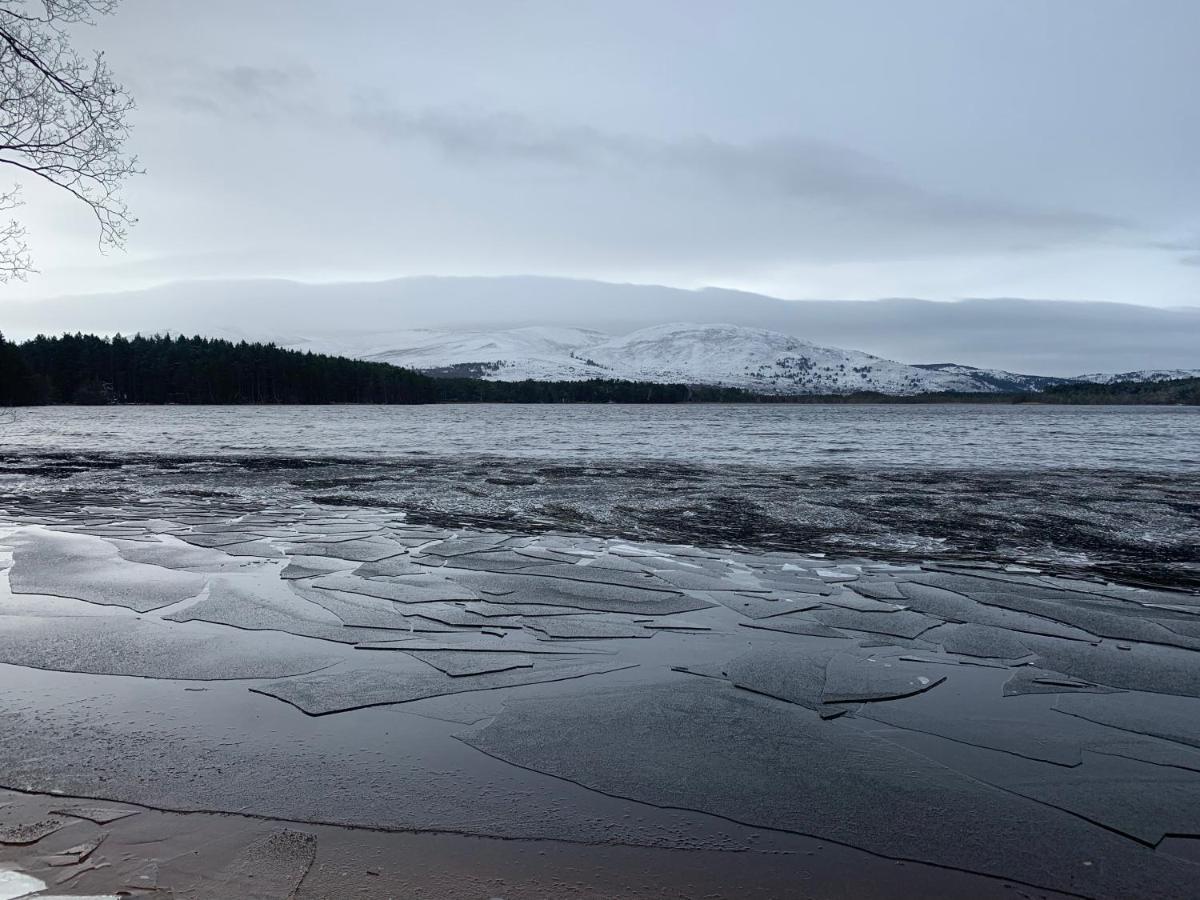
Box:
[1,785,1075,899]
[0,452,1198,898]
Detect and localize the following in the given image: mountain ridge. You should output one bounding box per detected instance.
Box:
[302,321,1195,396]
[4,275,1198,376]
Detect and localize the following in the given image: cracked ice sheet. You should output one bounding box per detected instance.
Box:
[818,589,906,613]
[695,591,822,620]
[910,574,1200,651]
[309,573,479,605]
[880,727,1200,846]
[352,555,433,578]
[404,603,517,629]
[279,555,358,580]
[738,617,850,639]
[895,582,1099,642]
[1002,667,1124,697]
[0,674,752,854]
[526,616,650,640]
[462,599,606,618]
[0,615,339,680]
[443,570,710,615]
[403,650,535,676]
[165,575,413,644]
[820,653,947,703]
[42,834,104,867]
[435,551,571,574]
[118,538,263,572]
[1054,692,1200,751]
[458,679,1200,898]
[807,607,942,640]
[421,534,517,557]
[251,657,636,715]
[1021,635,1200,698]
[295,584,467,633]
[854,662,1087,765]
[177,531,268,548]
[720,646,841,712]
[355,635,609,654]
[923,623,1035,660]
[4,528,205,613]
[277,536,406,562]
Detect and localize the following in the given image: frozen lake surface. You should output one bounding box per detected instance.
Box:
[0,403,1198,896]
[1,498,1199,898]
[3,403,1199,472]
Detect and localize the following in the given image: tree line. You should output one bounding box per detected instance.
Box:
[1,331,1196,406]
[1029,377,1200,405]
[0,332,438,405]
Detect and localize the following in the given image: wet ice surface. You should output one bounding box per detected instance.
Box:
[0,428,1197,896]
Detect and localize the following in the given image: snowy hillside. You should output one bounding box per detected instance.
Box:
[333,322,1055,395]
[334,326,607,380]
[126,319,1195,396]
[913,363,1073,393]
[1074,369,1200,385]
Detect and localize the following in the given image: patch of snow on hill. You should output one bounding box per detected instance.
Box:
[1074,369,1200,385]
[343,322,1031,395]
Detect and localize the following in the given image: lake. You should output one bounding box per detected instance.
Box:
[1,401,1199,898]
[2,403,1198,472]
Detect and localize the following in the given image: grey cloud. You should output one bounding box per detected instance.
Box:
[7,0,1197,307]
[1142,238,1200,267]
[219,64,313,96]
[351,103,1121,250]
[166,63,315,119]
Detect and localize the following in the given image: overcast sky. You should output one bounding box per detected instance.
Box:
[4,0,1200,306]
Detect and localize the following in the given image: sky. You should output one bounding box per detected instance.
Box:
[3,0,1200,307]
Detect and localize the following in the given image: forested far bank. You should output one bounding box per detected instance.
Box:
[1031,377,1200,405]
[1,332,1197,406]
[0,332,438,405]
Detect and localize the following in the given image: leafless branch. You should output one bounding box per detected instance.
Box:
[0,0,138,279]
[0,183,30,279]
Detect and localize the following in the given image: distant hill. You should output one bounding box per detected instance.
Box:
[350,322,1062,395]
[1073,369,1200,385]
[912,363,1073,393]
[6,275,1199,376]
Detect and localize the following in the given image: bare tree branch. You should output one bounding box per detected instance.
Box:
[0,0,138,281]
[0,183,30,279]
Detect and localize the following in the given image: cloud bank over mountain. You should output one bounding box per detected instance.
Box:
[7,277,1198,376]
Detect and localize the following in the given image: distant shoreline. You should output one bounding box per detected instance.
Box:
[3,332,1197,406]
[5,397,1200,408]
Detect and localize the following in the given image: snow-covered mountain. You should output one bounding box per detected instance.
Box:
[912,363,1073,393]
[1073,368,1200,385]
[7,277,1194,392]
[314,322,1065,395]
[8,276,1200,376]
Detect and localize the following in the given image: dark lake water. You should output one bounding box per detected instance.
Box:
[1,404,1197,472]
